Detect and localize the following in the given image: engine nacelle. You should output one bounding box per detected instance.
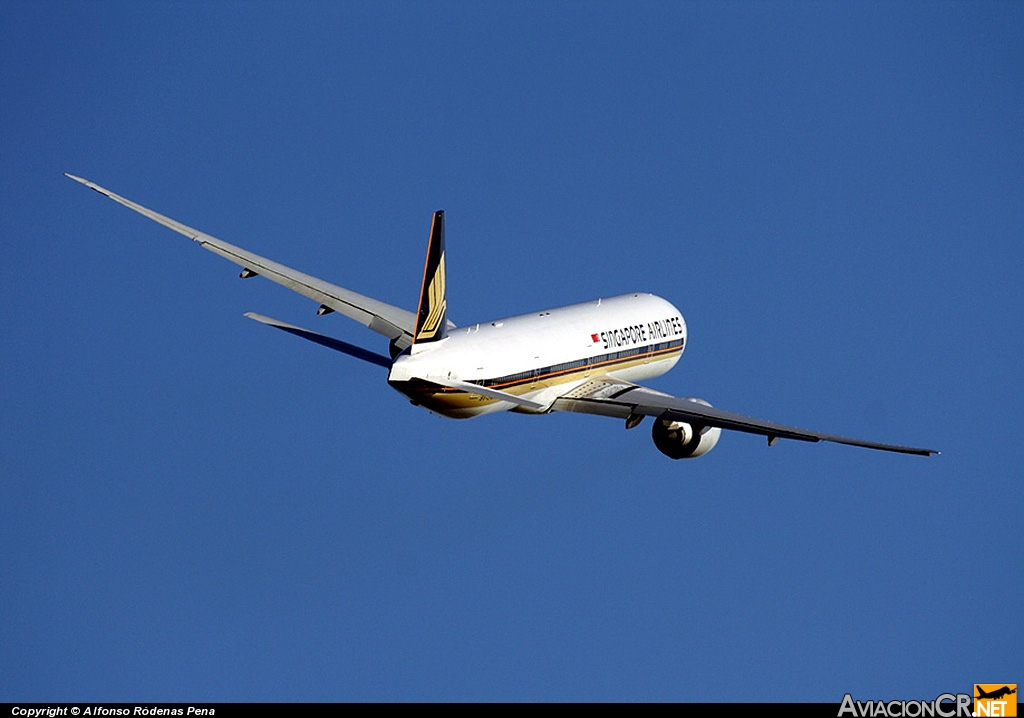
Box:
[651,400,722,459]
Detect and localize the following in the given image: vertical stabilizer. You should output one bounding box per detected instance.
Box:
[413,210,447,346]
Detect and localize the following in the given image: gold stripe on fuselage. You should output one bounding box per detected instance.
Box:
[390,343,683,414]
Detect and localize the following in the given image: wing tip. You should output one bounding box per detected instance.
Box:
[64,173,106,196]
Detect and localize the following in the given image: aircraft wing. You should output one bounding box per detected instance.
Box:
[65,174,419,346]
[552,377,938,456]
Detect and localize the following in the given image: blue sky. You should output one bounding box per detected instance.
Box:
[2,1,1021,702]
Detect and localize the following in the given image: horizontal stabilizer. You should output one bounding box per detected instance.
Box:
[244,312,392,368]
[439,378,545,410]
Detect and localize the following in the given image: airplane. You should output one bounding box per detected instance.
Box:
[65,173,938,460]
[976,687,1016,701]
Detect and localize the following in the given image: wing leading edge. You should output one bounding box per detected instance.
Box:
[64,174,418,346]
[553,378,938,456]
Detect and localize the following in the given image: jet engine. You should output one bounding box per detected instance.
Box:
[651,400,722,459]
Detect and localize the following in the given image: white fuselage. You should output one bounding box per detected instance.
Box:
[387,293,686,418]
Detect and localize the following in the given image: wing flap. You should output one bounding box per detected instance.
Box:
[201,240,413,339]
[65,174,417,342]
[554,378,938,456]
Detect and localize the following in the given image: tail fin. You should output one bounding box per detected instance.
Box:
[413,210,448,346]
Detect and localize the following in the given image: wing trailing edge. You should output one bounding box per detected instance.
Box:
[553,378,938,456]
[64,173,417,344]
